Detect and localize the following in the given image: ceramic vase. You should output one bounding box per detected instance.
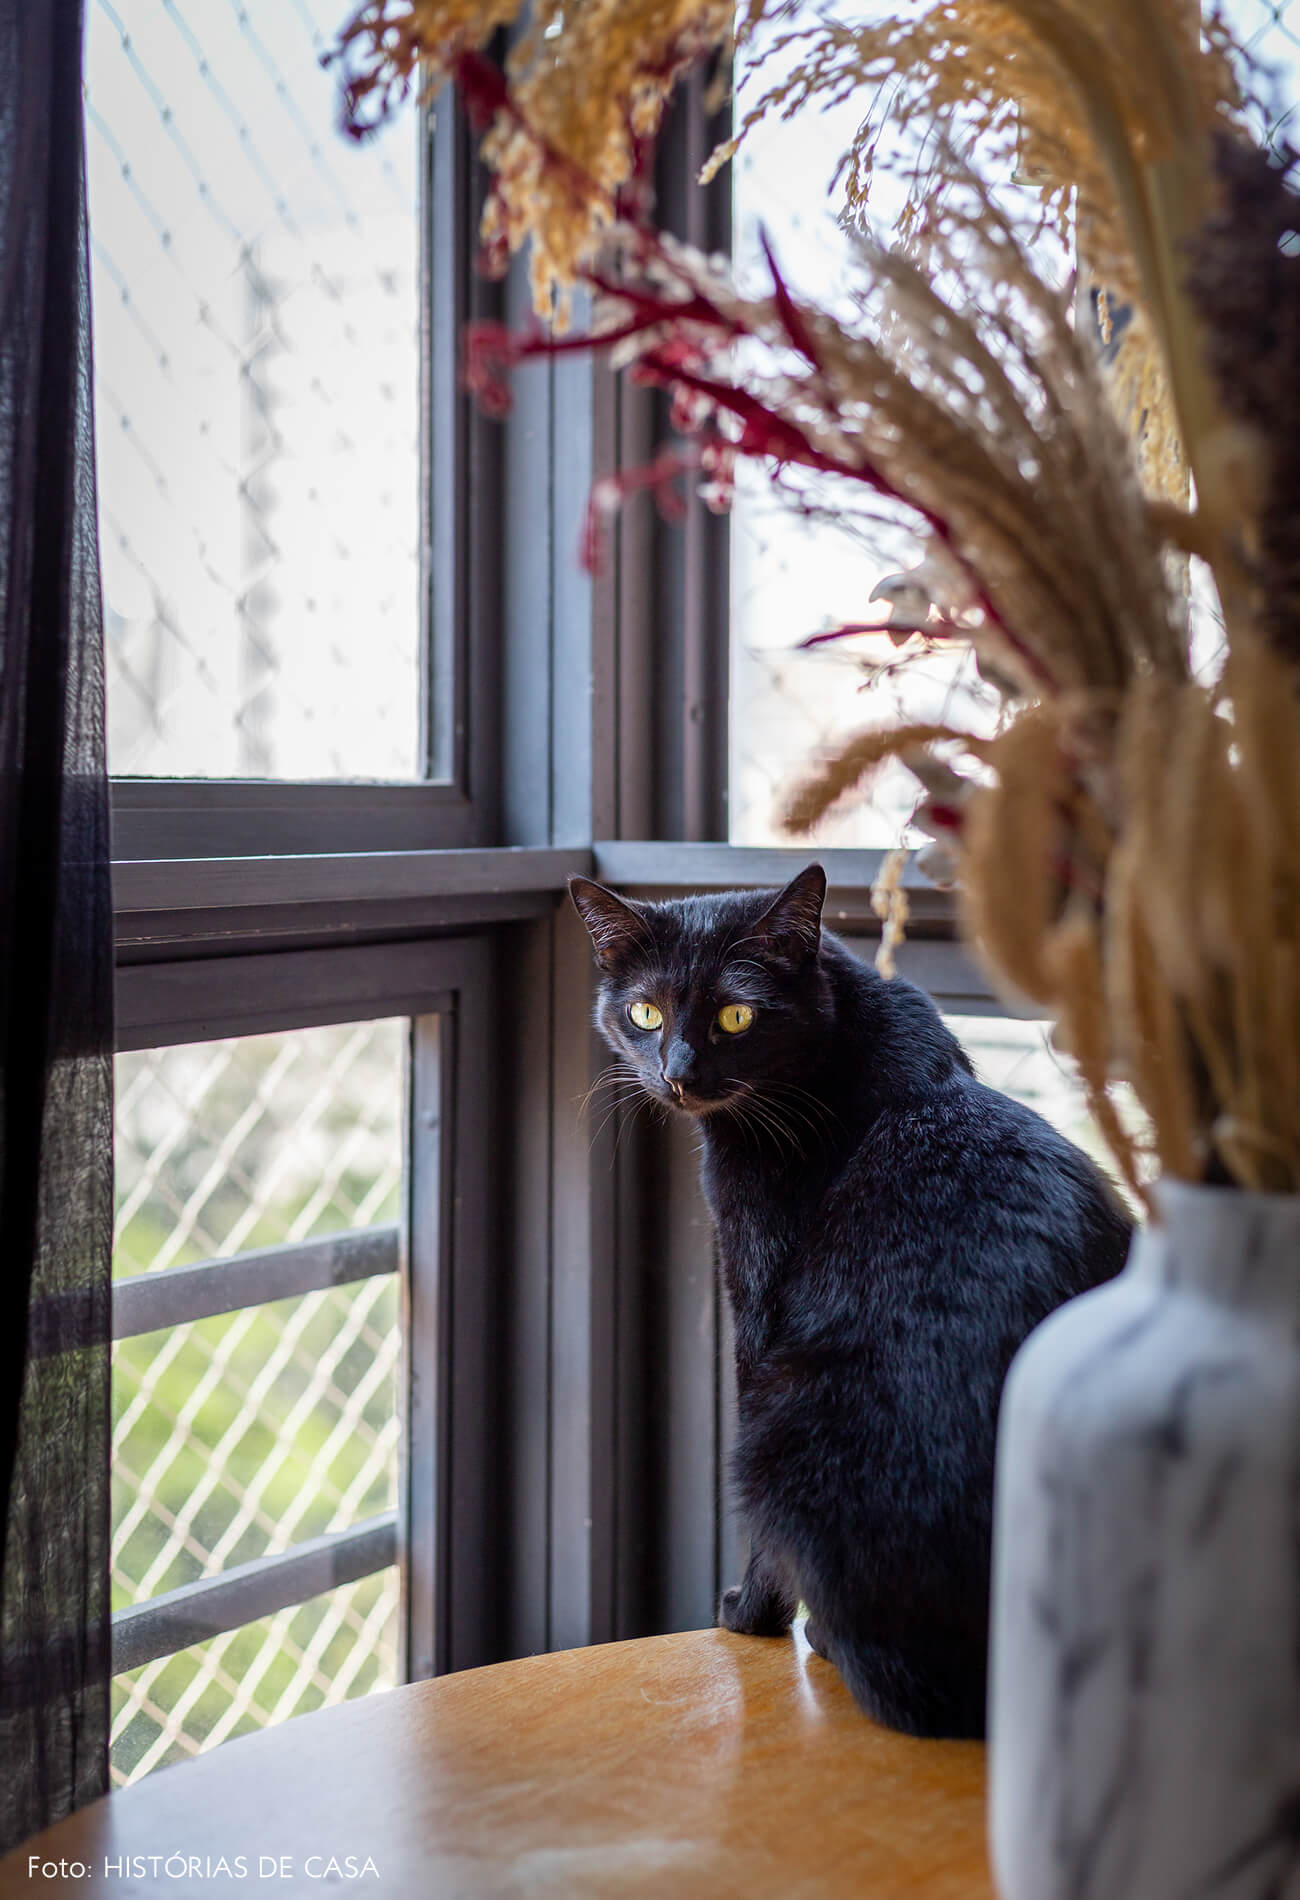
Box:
[990,1179,1300,1900]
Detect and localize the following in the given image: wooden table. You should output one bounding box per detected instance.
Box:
[2,1625,993,1898]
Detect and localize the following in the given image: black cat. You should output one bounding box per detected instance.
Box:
[570,861,1132,1739]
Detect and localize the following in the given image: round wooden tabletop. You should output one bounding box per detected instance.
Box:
[2,1625,993,1898]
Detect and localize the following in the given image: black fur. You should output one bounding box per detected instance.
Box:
[569,862,1132,1739]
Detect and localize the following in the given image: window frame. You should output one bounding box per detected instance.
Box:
[106,95,502,862]
[99,82,526,1725]
[107,934,491,1710]
[104,73,999,1758]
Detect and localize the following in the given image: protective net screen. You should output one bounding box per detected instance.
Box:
[110,1572,399,1786]
[85,0,421,779]
[111,1020,406,1787]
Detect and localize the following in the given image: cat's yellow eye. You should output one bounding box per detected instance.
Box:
[716,1002,755,1035]
[628,1000,663,1031]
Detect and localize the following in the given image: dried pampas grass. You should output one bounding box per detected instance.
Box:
[791,638,1300,1198]
[330,0,735,313]
[330,0,1300,1196]
[871,849,912,980]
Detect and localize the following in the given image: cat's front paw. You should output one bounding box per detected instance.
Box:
[718,1585,749,1633]
[718,1584,791,1638]
[803,1617,830,1660]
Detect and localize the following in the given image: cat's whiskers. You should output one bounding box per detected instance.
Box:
[719,1073,827,1160]
[577,1060,644,1120]
[712,1083,757,1151]
[613,1091,673,1165]
[753,1082,842,1159]
[578,1061,656,1155]
[604,1091,648,1161]
[723,1087,801,1160]
[717,1095,765,1159]
[579,1060,685,1159]
[588,1081,652,1152]
[590,1097,634,1133]
[752,1104,802,1160]
[763,1105,824,1157]
[764,1078,843,1129]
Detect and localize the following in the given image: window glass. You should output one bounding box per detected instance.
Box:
[727,0,1298,848]
[111,1571,399,1786]
[115,1023,404,1280]
[113,1282,400,1598]
[944,1012,1149,1206]
[111,1020,407,1786]
[727,25,995,848]
[86,1,421,779]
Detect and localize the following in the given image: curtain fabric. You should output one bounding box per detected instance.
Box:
[0,0,114,1852]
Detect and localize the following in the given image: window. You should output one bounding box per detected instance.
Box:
[89,0,1165,1791]
[108,937,477,1779]
[91,0,497,865]
[88,0,519,1772]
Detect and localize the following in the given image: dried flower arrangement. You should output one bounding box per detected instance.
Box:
[329,1,1300,1200]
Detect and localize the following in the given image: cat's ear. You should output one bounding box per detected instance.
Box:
[568,877,647,970]
[753,863,826,968]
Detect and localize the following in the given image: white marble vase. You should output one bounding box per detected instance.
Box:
[990,1180,1300,1900]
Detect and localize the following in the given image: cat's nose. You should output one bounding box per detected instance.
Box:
[661,1038,696,1091]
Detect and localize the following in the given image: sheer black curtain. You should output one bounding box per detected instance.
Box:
[0,0,114,1852]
